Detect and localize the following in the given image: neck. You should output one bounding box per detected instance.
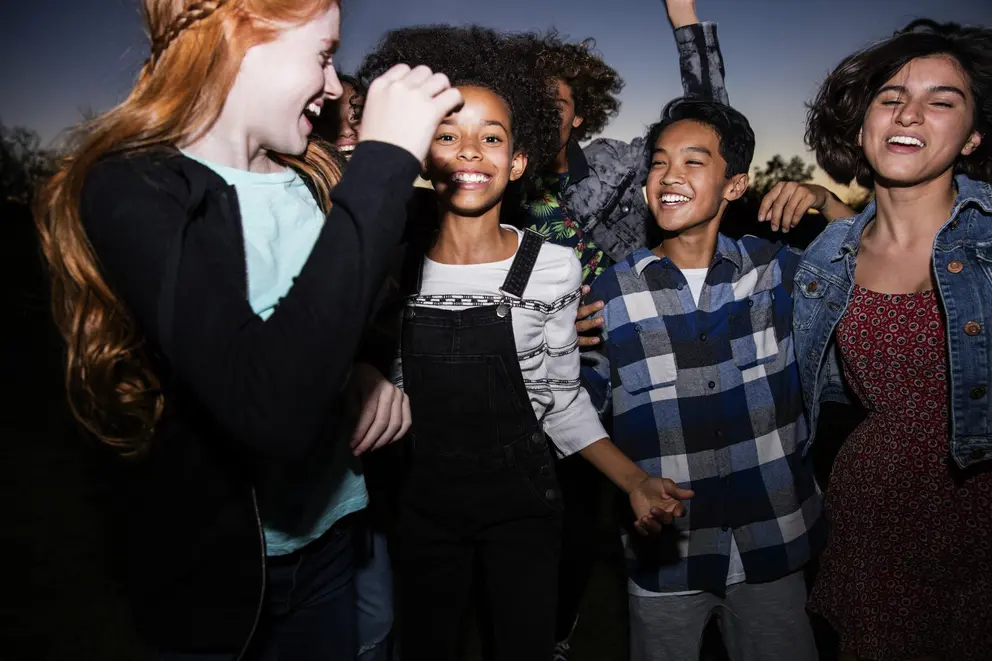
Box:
[431,203,514,264]
[181,108,282,173]
[554,142,570,174]
[653,216,722,270]
[870,170,958,247]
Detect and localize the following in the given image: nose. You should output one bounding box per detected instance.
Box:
[323,68,344,101]
[457,135,482,161]
[894,96,923,127]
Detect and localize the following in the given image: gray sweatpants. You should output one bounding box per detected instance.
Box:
[628,571,818,661]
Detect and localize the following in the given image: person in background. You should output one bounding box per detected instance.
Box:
[794,19,992,661]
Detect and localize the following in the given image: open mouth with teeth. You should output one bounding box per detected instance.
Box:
[886,135,926,151]
[450,171,493,187]
[337,144,355,154]
[659,193,693,207]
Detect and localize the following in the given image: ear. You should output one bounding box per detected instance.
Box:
[508,150,529,182]
[961,130,982,156]
[723,173,749,202]
[572,115,585,129]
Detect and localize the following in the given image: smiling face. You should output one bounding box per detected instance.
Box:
[646,119,748,235]
[232,6,343,156]
[860,54,981,188]
[334,81,361,154]
[426,85,528,217]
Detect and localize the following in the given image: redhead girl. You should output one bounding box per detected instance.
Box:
[34,1,461,659]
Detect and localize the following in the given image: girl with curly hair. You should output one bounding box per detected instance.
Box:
[356,25,693,661]
[793,20,992,660]
[32,1,462,658]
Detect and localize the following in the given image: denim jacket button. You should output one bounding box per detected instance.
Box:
[807,280,819,293]
[971,386,987,400]
[947,260,964,274]
[949,219,960,230]
[964,321,982,336]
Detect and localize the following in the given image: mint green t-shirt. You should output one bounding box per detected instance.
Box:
[183,152,368,556]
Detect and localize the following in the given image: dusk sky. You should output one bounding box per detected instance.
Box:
[1,0,990,198]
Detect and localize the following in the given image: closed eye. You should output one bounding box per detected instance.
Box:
[686,160,704,166]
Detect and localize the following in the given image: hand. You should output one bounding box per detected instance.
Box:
[359,64,464,162]
[665,0,698,29]
[757,182,832,233]
[576,285,605,348]
[349,363,411,456]
[629,477,694,535]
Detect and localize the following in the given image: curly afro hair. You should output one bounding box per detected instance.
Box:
[515,31,624,143]
[354,25,560,184]
[807,19,992,187]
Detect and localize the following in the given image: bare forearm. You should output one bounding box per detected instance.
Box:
[666,0,699,29]
[579,437,649,494]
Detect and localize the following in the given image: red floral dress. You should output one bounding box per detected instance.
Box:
[808,287,992,660]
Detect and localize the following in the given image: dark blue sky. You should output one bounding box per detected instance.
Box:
[2,0,990,194]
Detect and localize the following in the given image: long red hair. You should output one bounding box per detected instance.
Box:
[34,0,341,455]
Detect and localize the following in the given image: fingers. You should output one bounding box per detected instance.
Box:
[577,300,604,321]
[577,335,602,348]
[373,63,412,86]
[575,317,604,333]
[420,72,453,98]
[398,393,412,439]
[432,87,464,117]
[781,189,813,232]
[758,182,783,223]
[350,390,378,449]
[352,389,391,456]
[400,64,434,88]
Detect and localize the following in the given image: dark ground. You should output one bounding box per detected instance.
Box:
[1,201,861,660]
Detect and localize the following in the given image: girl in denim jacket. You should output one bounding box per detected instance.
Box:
[792,20,992,661]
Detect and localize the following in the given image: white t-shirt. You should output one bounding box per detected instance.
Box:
[628,266,745,597]
[392,226,608,457]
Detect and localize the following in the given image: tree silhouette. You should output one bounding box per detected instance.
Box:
[1,121,55,206]
[749,154,816,199]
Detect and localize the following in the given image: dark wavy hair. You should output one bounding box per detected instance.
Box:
[807,20,992,188]
[354,25,560,185]
[516,31,624,142]
[646,98,755,178]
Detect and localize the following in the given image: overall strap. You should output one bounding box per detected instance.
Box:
[500,229,545,299]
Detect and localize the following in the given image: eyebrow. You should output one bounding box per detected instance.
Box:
[878,84,967,98]
[651,146,712,156]
[439,118,509,131]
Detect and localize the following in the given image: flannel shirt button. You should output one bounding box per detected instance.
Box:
[947,260,964,274]
[677,283,684,291]
[747,299,754,308]
[540,465,551,477]
[532,431,544,444]
[699,333,707,341]
[964,321,982,336]
[708,381,716,389]
[545,489,557,501]
[635,324,643,332]
[971,386,987,400]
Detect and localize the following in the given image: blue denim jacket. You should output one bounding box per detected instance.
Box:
[793,175,992,469]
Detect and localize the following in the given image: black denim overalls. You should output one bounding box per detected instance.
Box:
[396,229,564,661]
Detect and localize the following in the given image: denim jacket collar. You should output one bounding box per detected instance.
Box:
[835,174,992,261]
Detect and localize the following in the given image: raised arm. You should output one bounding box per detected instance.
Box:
[667,0,729,104]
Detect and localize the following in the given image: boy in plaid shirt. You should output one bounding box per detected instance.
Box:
[584,98,824,661]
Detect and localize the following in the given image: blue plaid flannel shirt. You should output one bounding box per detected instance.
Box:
[585,234,825,594]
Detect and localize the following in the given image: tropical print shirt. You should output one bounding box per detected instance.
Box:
[521,172,613,287]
